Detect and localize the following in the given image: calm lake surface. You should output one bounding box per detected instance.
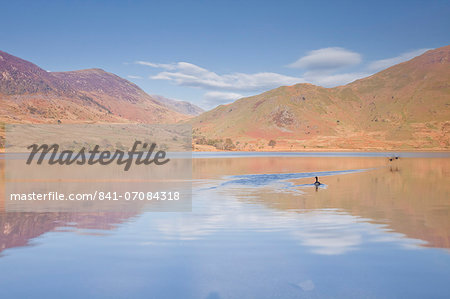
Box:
[0,153,449,298]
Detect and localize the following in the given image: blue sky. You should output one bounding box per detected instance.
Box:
[1,0,449,109]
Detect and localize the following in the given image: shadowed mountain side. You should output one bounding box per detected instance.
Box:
[189,46,450,151]
[0,50,189,125]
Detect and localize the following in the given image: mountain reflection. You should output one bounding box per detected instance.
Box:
[153,190,428,255]
[199,157,450,249]
[0,211,139,252]
[0,156,449,257]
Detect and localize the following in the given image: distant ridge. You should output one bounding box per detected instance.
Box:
[152,95,204,116]
[1,47,449,151]
[0,50,190,124]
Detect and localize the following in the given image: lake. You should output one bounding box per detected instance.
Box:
[0,153,449,298]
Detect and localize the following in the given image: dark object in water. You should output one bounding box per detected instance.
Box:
[314,176,321,186]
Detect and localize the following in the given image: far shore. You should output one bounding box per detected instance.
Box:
[192,144,450,153]
[1,148,449,155]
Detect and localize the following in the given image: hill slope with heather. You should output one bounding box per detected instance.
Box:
[0,50,188,125]
[190,46,450,151]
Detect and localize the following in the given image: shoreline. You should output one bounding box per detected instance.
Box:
[1,151,449,159]
[192,148,450,153]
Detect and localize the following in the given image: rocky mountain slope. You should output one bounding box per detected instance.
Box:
[151,94,204,116]
[0,50,188,125]
[189,46,450,151]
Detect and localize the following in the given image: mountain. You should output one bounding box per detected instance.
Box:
[151,95,204,116]
[190,46,450,151]
[0,50,188,125]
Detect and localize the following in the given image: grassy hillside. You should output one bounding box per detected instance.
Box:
[190,46,450,151]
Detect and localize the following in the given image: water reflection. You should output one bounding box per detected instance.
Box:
[196,156,449,249]
[0,155,449,298]
[0,156,449,252]
[0,211,140,253]
[212,168,365,191]
[152,191,427,256]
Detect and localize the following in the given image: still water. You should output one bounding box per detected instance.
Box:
[0,153,449,298]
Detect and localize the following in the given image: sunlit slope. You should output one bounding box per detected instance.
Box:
[190,46,450,150]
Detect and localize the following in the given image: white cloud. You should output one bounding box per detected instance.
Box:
[367,48,430,72]
[297,280,315,291]
[204,91,243,101]
[297,47,430,87]
[133,47,429,107]
[203,91,244,108]
[135,61,176,70]
[127,75,143,79]
[286,47,366,87]
[288,47,362,71]
[303,71,370,87]
[149,185,424,255]
[137,61,305,91]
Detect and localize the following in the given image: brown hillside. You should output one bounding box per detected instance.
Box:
[0,50,188,125]
[190,46,450,151]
